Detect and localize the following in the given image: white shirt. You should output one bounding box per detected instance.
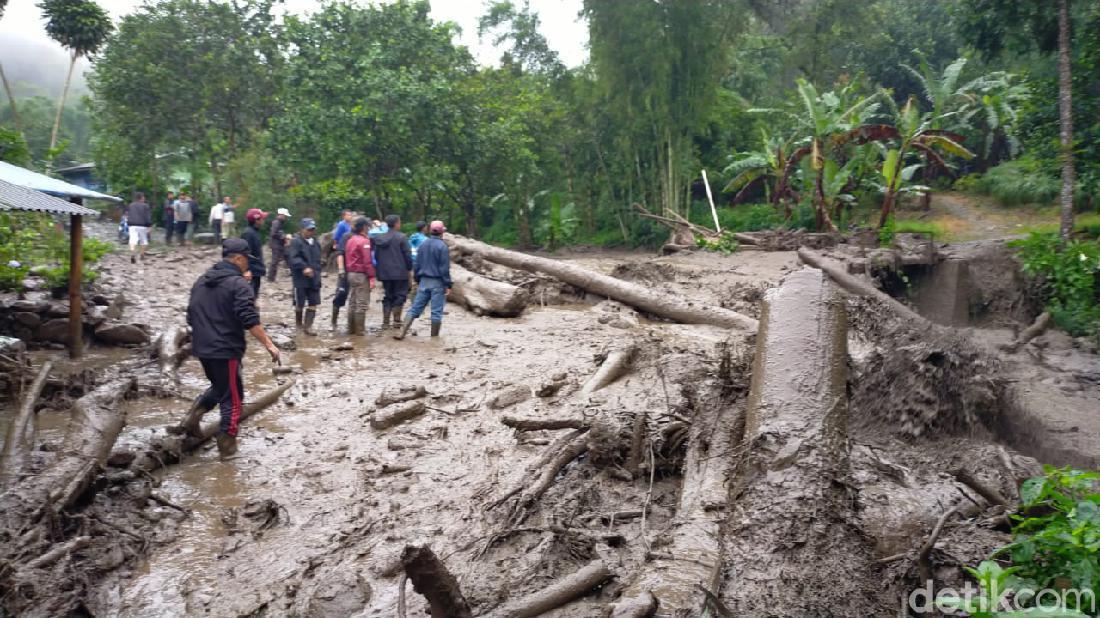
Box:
[209,203,224,223]
[222,206,235,224]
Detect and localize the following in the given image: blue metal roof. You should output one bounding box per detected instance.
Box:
[0,161,121,203]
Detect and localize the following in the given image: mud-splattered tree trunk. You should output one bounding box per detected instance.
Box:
[1057,0,1076,244]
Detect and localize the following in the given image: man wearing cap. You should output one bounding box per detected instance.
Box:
[288,218,323,335]
[242,208,268,297]
[179,238,281,458]
[395,220,451,339]
[343,217,376,335]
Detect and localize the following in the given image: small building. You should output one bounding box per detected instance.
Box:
[55,163,107,193]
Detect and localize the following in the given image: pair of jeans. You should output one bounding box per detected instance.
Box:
[197,357,245,436]
[381,278,410,311]
[268,244,287,282]
[165,214,175,243]
[406,276,447,323]
[347,272,372,314]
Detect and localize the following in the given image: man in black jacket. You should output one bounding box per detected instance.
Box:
[267,208,291,282]
[288,218,323,335]
[126,191,152,264]
[178,239,280,458]
[242,208,268,298]
[373,214,413,329]
[395,220,451,339]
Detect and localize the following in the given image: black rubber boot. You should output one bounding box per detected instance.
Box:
[393,316,414,340]
[381,303,391,327]
[331,305,340,330]
[173,397,212,437]
[295,309,303,327]
[391,307,403,329]
[353,312,367,336]
[303,308,318,336]
[430,322,441,337]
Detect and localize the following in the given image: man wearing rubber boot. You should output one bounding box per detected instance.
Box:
[288,218,323,335]
[395,220,451,339]
[373,214,413,330]
[343,217,376,334]
[179,239,280,458]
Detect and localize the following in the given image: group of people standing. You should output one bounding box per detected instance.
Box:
[178,200,454,458]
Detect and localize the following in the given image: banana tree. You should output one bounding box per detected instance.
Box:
[722,129,795,214]
[851,97,975,228]
[758,78,882,232]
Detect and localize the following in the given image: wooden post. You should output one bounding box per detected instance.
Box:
[68,214,83,359]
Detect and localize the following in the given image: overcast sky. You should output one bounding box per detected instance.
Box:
[0,0,588,92]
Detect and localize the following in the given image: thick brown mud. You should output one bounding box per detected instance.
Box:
[3,232,1100,616]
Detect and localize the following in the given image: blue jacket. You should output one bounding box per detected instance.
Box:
[414,236,451,288]
[409,232,427,265]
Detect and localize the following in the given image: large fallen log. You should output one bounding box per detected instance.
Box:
[446,235,758,331]
[450,263,528,317]
[797,247,927,325]
[718,268,879,615]
[0,361,52,486]
[123,380,295,475]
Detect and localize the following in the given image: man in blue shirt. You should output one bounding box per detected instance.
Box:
[409,221,428,267]
[395,220,451,339]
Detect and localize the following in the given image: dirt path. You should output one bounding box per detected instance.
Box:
[900,192,1057,242]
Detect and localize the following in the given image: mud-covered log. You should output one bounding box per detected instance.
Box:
[376,385,427,407]
[509,432,589,523]
[580,345,636,396]
[500,416,588,431]
[447,235,758,331]
[720,268,878,615]
[126,380,295,475]
[1001,311,1051,353]
[609,591,657,618]
[797,247,927,325]
[155,325,190,375]
[401,545,473,618]
[370,400,428,430]
[0,361,52,485]
[490,428,588,510]
[450,263,528,317]
[486,559,612,618]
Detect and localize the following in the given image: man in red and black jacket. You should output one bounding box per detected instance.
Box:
[177,239,280,458]
[342,217,376,335]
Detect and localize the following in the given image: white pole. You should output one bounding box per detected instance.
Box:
[701,169,721,233]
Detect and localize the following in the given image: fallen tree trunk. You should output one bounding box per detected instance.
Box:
[797,247,927,325]
[401,545,473,618]
[500,416,588,431]
[450,263,528,317]
[370,400,428,430]
[486,558,612,618]
[718,268,879,615]
[0,361,52,485]
[580,345,636,396]
[1002,311,1051,353]
[447,235,757,331]
[124,380,295,476]
[155,324,190,376]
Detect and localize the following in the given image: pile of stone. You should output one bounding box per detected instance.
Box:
[0,292,150,348]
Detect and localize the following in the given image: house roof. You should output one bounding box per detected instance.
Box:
[0,161,121,203]
[0,178,100,216]
[55,162,96,174]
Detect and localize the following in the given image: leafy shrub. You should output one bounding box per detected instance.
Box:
[695,233,740,254]
[961,159,1061,206]
[689,202,783,234]
[1011,232,1100,337]
[0,214,114,292]
[878,217,945,246]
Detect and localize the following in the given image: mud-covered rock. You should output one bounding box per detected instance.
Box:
[297,568,371,617]
[35,318,71,343]
[12,311,41,327]
[10,299,48,313]
[370,400,427,430]
[488,384,530,409]
[95,322,151,345]
[375,385,426,407]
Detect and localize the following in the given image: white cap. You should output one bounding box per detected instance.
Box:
[277,208,292,217]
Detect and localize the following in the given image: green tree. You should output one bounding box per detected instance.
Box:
[0,0,22,135]
[38,0,111,167]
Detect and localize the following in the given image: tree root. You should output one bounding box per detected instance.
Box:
[485,558,612,618]
[0,360,52,486]
[401,544,473,618]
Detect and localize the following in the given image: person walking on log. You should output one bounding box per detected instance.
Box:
[242,208,268,299]
[395,220,451,339]
[343,217,376,335]
[267,208,291,282]
[163,191,176,245]
[178,238,280,458]
[126,191,152,264]
[374,214,413,329]
[288,218,323,336]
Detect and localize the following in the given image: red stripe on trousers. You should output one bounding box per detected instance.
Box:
[228,358,242,436]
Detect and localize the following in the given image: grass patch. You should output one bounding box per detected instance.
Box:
[956,159,1061,206]
[878,217,945,245]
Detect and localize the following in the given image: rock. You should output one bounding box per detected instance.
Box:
[270,333,297,351]
[488,384,531,409]
[105,293,126,320]
[94,322,151,345]
[375,385,427,407]
[10,299,48,313]
[0,336,26,364]
[83,305,109,326]
[535,375,568,397]
[91,294,111,306]
[370,400,427,430]
[46,302,70,318]
[1035,330,1075,353]
[193,232,218,245]
[35,318,70,343]
[12,312,41,328]
[331,342,354,352]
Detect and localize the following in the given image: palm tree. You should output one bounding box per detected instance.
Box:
[1056,0,1075,244]
[722,129,795,213]
[39,0,112,166]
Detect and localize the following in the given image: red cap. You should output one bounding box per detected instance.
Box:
[246,208,268,223]
[429,220,446,234]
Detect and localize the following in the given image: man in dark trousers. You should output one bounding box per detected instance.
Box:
[126,192,152,264]
[178,239,280,458]
[163,191,176,245]
[267,208,291,282]
[373,214,413,329]
[395,220,451,339]
[288,217,323,336]
[242,208,268,298]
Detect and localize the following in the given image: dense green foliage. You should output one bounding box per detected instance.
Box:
[1012,232,1100,337]
[944,466,1099,616]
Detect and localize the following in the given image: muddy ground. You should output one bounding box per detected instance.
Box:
[3,225,1100,617]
